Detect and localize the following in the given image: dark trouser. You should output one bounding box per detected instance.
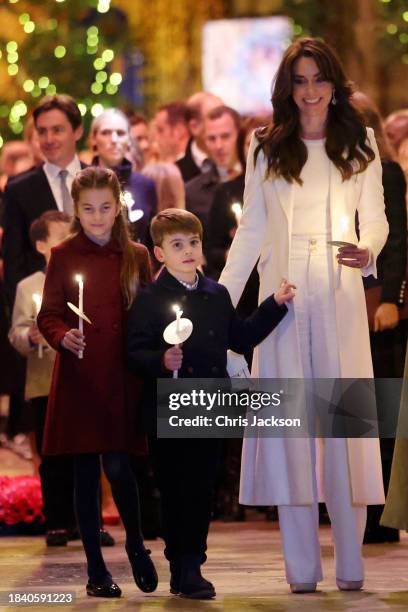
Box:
[73,452,144,583]
[31,396,76,531]
[366,323,407,537]
[153,438,221,563]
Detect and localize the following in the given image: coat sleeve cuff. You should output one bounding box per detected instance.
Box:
[359,243,377,278]
[260,294,288,318]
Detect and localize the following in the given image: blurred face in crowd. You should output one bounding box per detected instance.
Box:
[187,92,223,151]
[291,56,333,123]
[204,112,239,169]
[35,109,83,168]
[130,121,150,157]
[36,220,70,265]
[385,116,408,151]
[154,110,187,162]
[93,114,130,168]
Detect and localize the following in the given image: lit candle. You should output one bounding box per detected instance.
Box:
[231,202,243,225]
[336,216,350,289]
[32,293,43,359]
[75,274,84,359]
[340,215,349,239]
[163,304,193,379]
[172,304,182,378]
[173,304,182,335]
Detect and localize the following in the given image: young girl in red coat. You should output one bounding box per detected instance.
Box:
[38,166,157,599]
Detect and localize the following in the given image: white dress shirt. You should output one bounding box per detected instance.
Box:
[43,156,82,212]
[190,140,208,170]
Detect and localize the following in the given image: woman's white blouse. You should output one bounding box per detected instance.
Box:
[292,138,331,237]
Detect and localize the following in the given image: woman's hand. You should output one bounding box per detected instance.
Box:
[274,279,297,305]
[337,246,369,268]
[373,303,399,332]
[61,328,86,356]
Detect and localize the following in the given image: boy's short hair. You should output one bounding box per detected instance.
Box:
[150,208,203,246]
[29,210,70,246]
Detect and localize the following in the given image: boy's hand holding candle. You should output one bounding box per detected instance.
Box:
[164,345,183,372]
[32,293,44,358]
[28,324,45,348]
[163,304,193,378]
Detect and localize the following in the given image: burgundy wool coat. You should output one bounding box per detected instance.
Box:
[37,230,151,455]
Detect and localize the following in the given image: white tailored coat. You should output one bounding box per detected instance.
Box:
[219,128,388,506]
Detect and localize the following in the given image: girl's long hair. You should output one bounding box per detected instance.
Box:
[70,166,139,308]
[255,37,375,184]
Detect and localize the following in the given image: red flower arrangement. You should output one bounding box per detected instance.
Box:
[0,476,44,525]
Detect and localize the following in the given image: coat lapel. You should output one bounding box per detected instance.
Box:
[273,176,294,229]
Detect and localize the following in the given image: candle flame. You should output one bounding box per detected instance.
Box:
[32,293,42,310]
[231,202,242,217]
[172,304,181,314]
[75,274,83,283]
[340,216,349,233]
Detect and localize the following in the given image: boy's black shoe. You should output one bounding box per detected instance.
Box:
[169,558,181,594]
[100,529,115,547]
[86,580,122,598]
[126,547,158,593]
[66,527,80,541]
[179,555,216,599]
[46,529,68,547]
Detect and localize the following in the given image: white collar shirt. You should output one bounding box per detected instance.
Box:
[43,156,82,212]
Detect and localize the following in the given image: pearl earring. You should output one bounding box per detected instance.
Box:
[331,90,337,105]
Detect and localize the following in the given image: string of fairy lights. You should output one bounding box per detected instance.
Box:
[0,0,124,148]
[0,0,407,150]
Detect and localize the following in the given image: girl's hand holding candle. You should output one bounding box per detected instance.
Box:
[62,328,86,357]
[76,274,84,359]
[66,274,92,359]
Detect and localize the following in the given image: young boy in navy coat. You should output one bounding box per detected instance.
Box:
[127,209,295,599]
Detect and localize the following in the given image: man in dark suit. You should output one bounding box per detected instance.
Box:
[3,94,84,306]
[176,92,223,183]
[185,105,242,263]
[153,102,190,164]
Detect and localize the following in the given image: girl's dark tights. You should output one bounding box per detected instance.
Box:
[73,452,144,583]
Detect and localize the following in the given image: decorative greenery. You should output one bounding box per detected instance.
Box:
[376,0,408,66]
[0,0,406,147]
[0,0,130,145]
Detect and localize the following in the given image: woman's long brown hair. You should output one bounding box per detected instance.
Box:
[255,38,375,184]
[70,166,139,308]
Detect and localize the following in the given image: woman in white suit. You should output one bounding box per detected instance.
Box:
[219,38,388,593]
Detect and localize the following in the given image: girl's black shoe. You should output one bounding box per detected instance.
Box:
[127,547,158,593]
[86,581,122,598]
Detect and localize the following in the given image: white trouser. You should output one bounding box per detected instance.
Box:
[278,235,367,584]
